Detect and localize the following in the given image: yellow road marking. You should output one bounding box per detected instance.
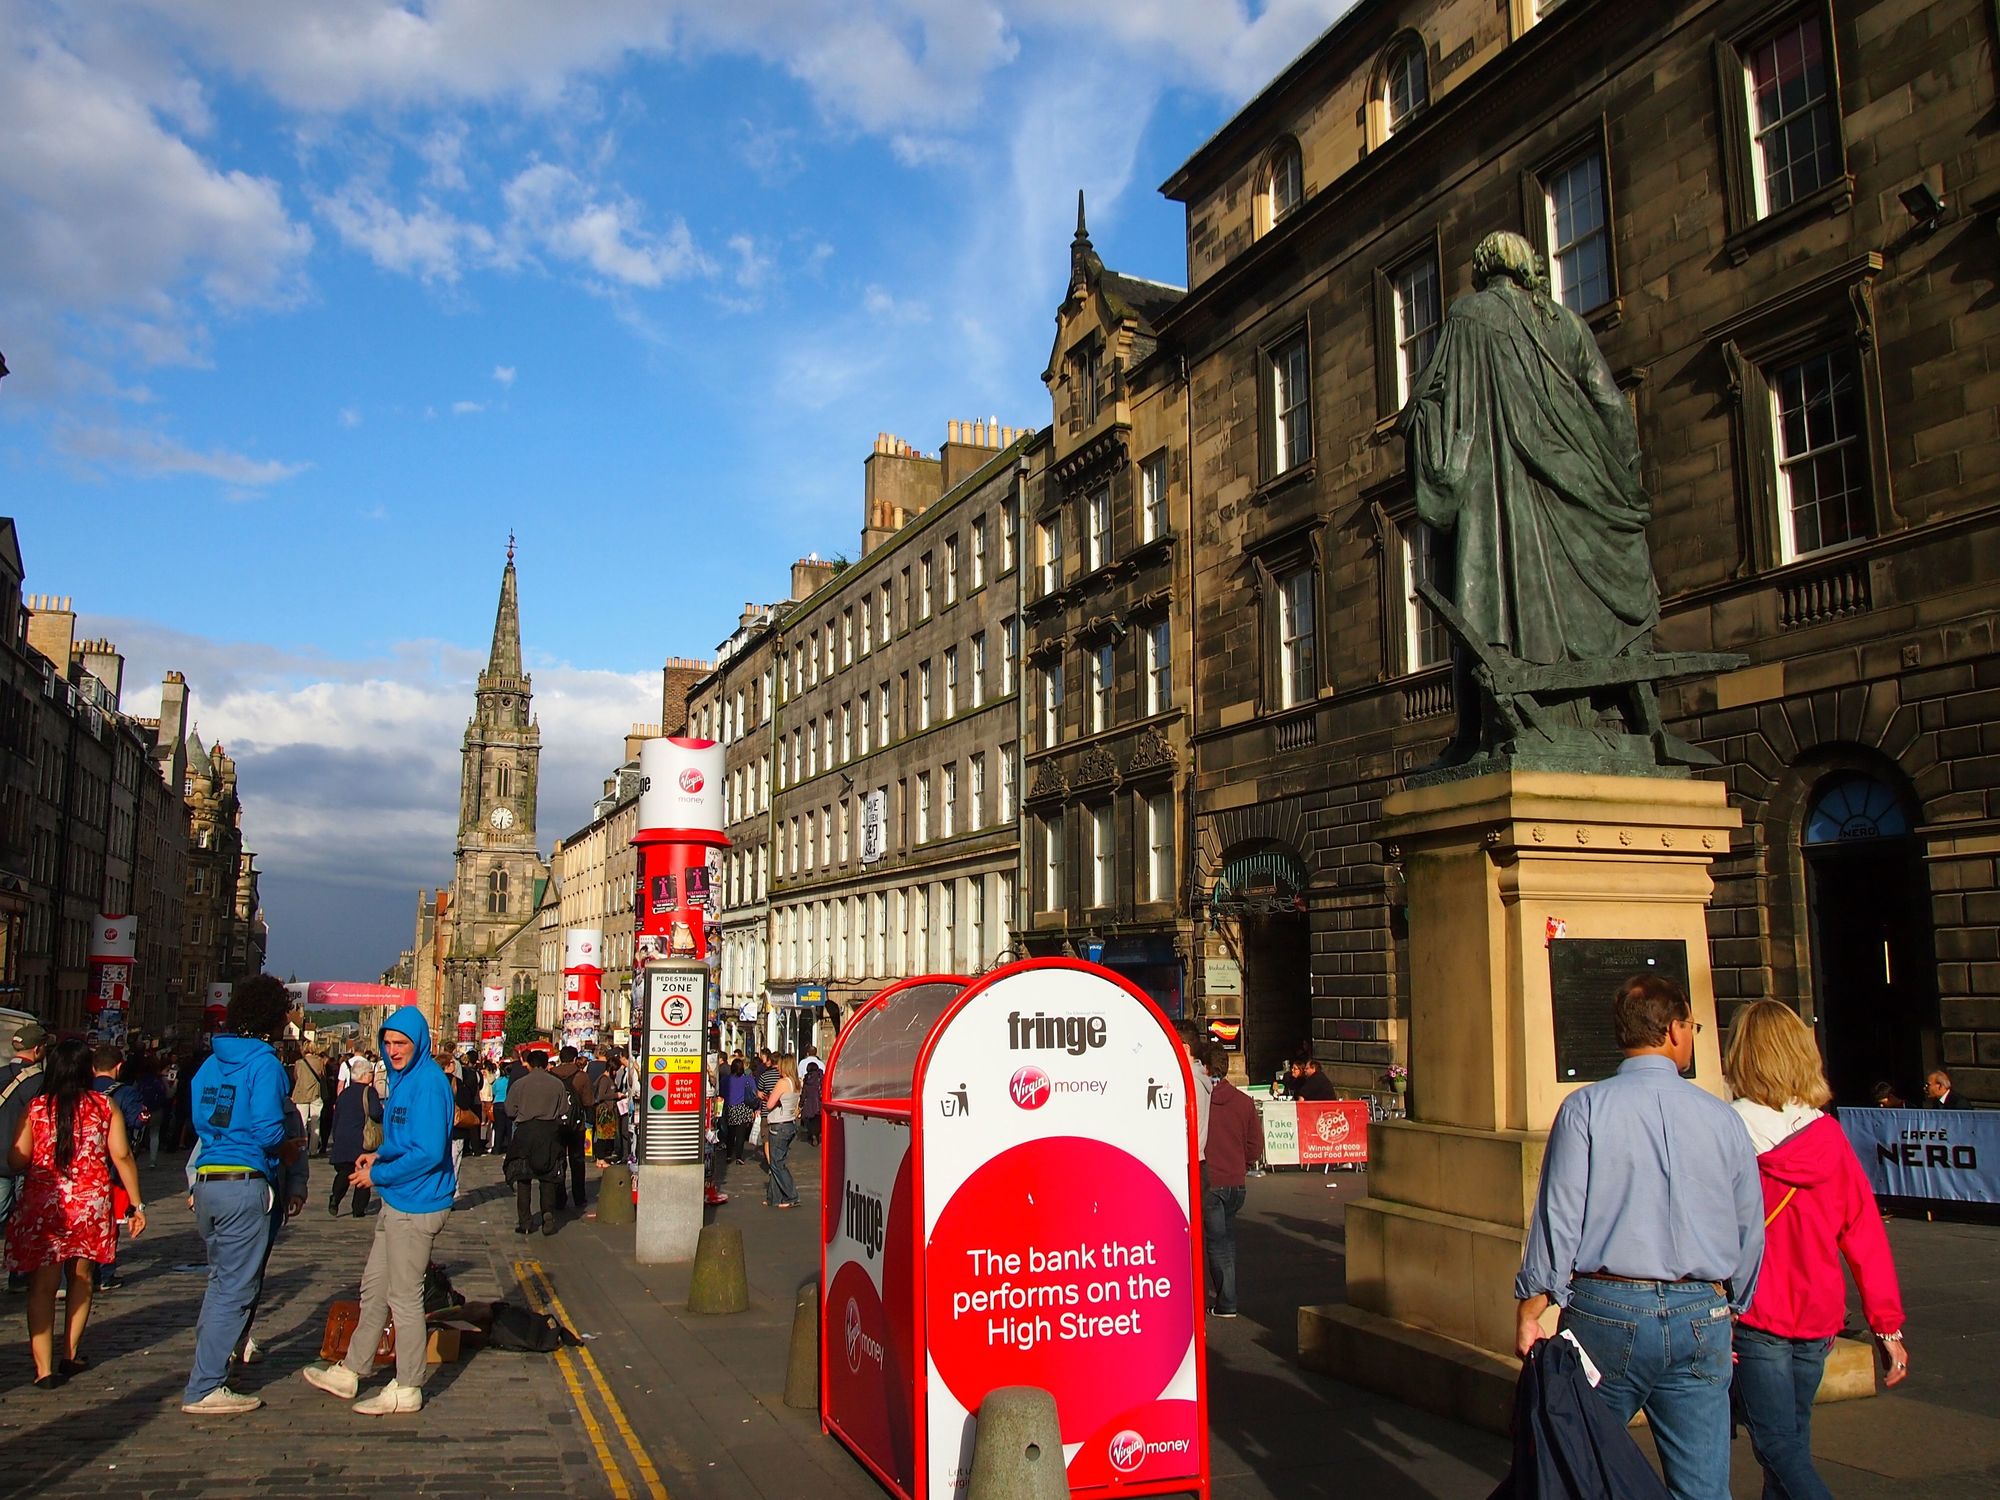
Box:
[514,1259,633,1500]
[525,1259,670,1500]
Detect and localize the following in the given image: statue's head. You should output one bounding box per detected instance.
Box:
[1471,231,1545,294]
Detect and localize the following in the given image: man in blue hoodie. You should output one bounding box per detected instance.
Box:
[303,1004,455,1416]
[183,975,302,1415]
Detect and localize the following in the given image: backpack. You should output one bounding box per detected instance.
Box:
[486,1301,570,1353]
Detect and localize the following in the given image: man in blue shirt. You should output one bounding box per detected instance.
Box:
[1515,974,1763,1500]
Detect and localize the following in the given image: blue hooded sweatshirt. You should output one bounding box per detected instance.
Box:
[190,1034,291,1180]
[368,1006,456,1214]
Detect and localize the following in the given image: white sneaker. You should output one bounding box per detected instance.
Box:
[352,1380,423,1416]
[302,1362,359,1400]
[233,1335,263,1365]
[183,1386,262,1415]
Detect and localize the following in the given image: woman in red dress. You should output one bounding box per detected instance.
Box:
[7,1037,147,1388]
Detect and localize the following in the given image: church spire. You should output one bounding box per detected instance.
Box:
[485,543,522,682]
[1069,188,1102,293]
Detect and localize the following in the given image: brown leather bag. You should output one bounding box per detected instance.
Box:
[320,1299,397,1366]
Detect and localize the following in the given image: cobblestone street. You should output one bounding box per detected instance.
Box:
[3,1147,1995,1498]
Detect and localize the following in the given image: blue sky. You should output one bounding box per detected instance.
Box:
[2,0,1352,982]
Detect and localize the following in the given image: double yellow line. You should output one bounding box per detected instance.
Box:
[514,1258,669,1500]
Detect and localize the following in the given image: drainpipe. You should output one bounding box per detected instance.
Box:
[1180,350,1200,1022]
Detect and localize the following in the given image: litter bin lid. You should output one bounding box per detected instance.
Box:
[827,978,964,1103]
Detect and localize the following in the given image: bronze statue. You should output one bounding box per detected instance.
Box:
[1399,232,1740,778]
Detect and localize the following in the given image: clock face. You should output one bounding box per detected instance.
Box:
[489,806,515,830]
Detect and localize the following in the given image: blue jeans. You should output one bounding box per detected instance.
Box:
[1202,1186,1246,1313]
[1734,1326,1836,1500]
[1559,1279,1734,1500]
[764,1122,799,1206]
[184,1177,273,1403]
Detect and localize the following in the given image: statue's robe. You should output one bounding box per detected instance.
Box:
[1400,280,1658,668]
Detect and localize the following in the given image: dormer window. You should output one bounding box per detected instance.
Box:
[1383,37,1429,137]
[1259,140,1303,235]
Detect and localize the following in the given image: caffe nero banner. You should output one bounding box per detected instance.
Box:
[1839,1108,2000,1205]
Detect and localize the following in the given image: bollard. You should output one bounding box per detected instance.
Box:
[685,1224,749,1314]
[596,1164,635,1225]
[966,1386,1067,1500]
[783,1281,819,1408]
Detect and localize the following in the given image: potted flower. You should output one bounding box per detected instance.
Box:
[1383,1063,1409,1096]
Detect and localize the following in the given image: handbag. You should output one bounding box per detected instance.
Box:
[361,1106,384,1153]
[454,1106,480,1131]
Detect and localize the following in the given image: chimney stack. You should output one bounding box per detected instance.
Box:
[24,594,75,674]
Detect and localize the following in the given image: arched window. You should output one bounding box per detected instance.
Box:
[488,868,510,915]
[1804,773,1910,845]
[1258,139,1304,235]
[1382,36,1429,138]
[495,762,513,799]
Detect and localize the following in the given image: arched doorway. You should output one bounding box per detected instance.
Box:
[1210,843,1311,1087]
[1803,770,1939,1105]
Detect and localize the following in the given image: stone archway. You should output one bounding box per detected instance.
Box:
[1206,839,1311,1087]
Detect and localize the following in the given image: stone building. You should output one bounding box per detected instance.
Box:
[442,547,548,1022]
[1018,201,1198,1018]
[1151,0,2000,1100]
[549,734,646,1043]
[178,733,247,1021]
[764,425,1032,1047]
[686,607,783,1052]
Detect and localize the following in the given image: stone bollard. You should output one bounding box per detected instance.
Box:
[685,1224,750,1314]
[966,1386,1066,1500]
[783,1281,819,1408]
[596,1164,635,1225]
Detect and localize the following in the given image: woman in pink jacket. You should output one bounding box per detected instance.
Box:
[1724,1001,1909,1500]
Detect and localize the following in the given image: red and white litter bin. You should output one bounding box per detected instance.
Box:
[820,958,1208,1500]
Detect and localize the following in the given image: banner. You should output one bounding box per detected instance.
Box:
[301,982,418,1009]
[1295,1100,1369,1166]
[1258,1097,1299,1167]
[637,737,724,837]
[1839,1107,2000,1205]
[860,789,887,865]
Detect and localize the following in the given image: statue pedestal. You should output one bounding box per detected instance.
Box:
[1301,771,1780,1431]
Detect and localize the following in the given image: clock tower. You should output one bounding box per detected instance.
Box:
[447,542,546,1012]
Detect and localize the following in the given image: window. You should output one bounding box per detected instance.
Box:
[1140,451,1168,542]
[919,659,933,730]
[488,869,509,915]
[860,601,872,657]
[1000,496,1018,571]
[1002,617,1018,693]
[826,622,837,673]
[970,633,987,708]
[842,609,854,667]
[1261,140,1303,233]
[900,567,912,629]
[857,689,871,755]
[1392,254,1442,405]
[807,726,819,778]
[1040,660,1064,747]
[880,583,894,644]
[1145,790,1175,904]
[1383,37,1428,136]
[1072,344,1100,424]
[1086,488,1111,571]
[942,762,958,838]
[804,811,817,870]
[967,878,985,968]
[839,800,851,863]
[1145,619,1172,715]
[944,536,959,605]
[823,713,834,768]
[1278,566,1317,708]
[1000,743,1017,822]
[1398,519,1450,672]
[919,553,934,619]
[1040,810,1065,911]
[1039,517,1064,595]
[970,517,987,588]
[1090,642,1114,733]
[970,753,986,829]
[1772,348,1871,561]
[790,728,803,783]
[1743,15,1839,216]
[917,772,932,843]
[1543,150,1611,314]
[878,683,891,746]
[821,806,832,865]
[944,647,959,717]
[840,703,853,762]
[1090,804,1114,907]
[1268,333,1312,475]
[495,762,513,799]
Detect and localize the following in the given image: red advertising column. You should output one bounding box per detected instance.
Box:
[456,1002,478,1045]
[632,738,729,964]
[481,986,506,1057]
[563,930,605,1050]
[89,915,137,1044]
[203,982,230,1034]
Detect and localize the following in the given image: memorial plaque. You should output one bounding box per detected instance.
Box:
[1549,938,1690,1083]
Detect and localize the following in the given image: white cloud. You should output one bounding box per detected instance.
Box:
[500,161,707,288]
[54,421,309,488]
[338,406,362,428]
[862,284,930,324]
[492,365,516,386]
[312,180,497,284]
[451,400,484,415]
